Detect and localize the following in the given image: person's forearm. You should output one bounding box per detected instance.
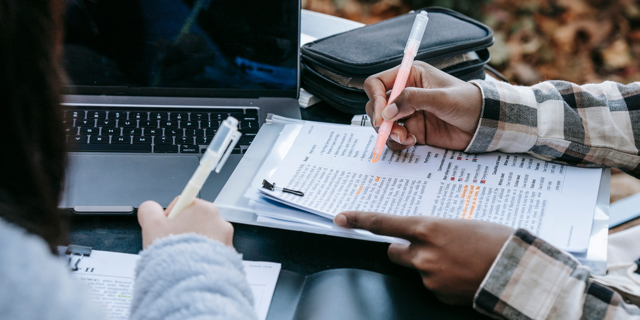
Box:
[130,234,257,320]
[474,229,640,319]
[466,80,640,178]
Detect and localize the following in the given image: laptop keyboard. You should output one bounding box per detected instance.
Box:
[63,107,259,154]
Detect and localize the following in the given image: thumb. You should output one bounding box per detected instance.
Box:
[137,200,166,228]
[334,211,421,241]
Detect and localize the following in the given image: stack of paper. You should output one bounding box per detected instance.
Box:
[245,121,603,253]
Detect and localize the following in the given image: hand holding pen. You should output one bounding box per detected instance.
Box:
[371,11,430,162]
[366,13,482,154]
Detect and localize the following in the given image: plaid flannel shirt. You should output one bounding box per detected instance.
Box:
[466,80,640,319]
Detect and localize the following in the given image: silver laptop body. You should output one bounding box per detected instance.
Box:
[59,0,301,214]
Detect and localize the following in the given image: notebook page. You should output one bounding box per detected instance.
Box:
[258,122,602,252]
[71,250,138,320]
[69,250,280,320]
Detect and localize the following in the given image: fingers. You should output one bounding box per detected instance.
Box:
[138,200,166,227]
[387,243,414,268]
[334,211,422,241]
[388,122,417,150]
[364,66,400,128]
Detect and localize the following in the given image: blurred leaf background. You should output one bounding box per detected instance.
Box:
[303,0,640,85]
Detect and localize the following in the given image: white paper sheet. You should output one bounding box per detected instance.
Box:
[256,122,602,252]
[69,250,280,320]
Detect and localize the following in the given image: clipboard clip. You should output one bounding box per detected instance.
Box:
[65,245,92,271]
[262,179,304,197]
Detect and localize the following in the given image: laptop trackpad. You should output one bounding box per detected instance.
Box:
[62,154,199,209]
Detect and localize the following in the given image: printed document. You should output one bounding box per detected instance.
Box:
[70,250,280,320]
[258,122,603,252]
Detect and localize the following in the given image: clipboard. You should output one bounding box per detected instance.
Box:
[215,114,611,275]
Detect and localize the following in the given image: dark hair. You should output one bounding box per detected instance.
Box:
[0,0,67,253]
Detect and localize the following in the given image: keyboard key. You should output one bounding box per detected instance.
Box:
[73,143,151,153]
[80,127,99,135]
[243,132,258,139]
[232,147,242,154]
[123,128,142,136]
[182,121,198,129]
[180,145,199,153]
[110,111,125,120]
[154,145,179,153]
[177,136,193,145]
[229,112,243,121]
[145,128,160,136]
[69,110,84,119]
[161,121,178,128]
[77,119,94,127]
[150,112,168,120]
[133,136,152,144]
[184,129,201,137]
[68,135,86,143]
[131,112,146,120]
[166,128,182,136]
[205,129,217,137]
[88,111,106,119]
[90,136,108,144]
[204,121,219,129]
[196,137,211,145]
[103,127,119,135]
[155,136,173,145]
[241,121,259,132]
[245,109,258,116]
[119,120,136,128]
[173,113,188,121]
[140,120,157,128]
[98,119,116,127]
[239,136,254,146]
[191,113,207,121]
[64,127,77,135]
[243,116,258,121]
[211,113,227,121]
[112,136,130,144]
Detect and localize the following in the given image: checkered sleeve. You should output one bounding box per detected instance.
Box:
[474,229,640,320]
[466,80,640,178]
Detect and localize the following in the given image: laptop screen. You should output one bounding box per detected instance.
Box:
[62,0,299,98]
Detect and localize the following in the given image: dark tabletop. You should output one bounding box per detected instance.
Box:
[68,101,486,318]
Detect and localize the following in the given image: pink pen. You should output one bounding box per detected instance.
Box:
[372,11,429,162]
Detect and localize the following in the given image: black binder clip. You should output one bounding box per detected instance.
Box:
[262,179,304,197]
[65,245,92,271]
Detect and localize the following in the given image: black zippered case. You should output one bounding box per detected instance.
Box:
[301,8,494,114]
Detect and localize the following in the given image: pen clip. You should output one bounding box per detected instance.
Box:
[215,130,241,173]
[262,179,305,197]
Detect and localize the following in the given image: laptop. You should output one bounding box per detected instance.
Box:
[59,0,301,214]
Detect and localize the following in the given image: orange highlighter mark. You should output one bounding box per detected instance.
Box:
[356,186,364,195]
[460,185,469,198]
[375,177,381,182]
[466,187,480,220]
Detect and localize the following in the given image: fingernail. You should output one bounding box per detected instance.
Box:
[390,133,402,144]
[406,134,417,146]
[382,103,398,121]
[372,118,378,127]
[334,214,347,227]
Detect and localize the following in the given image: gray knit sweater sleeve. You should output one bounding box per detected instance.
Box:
[0,219,106,320]
[130,234,257,320]
[0,218,257,320]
